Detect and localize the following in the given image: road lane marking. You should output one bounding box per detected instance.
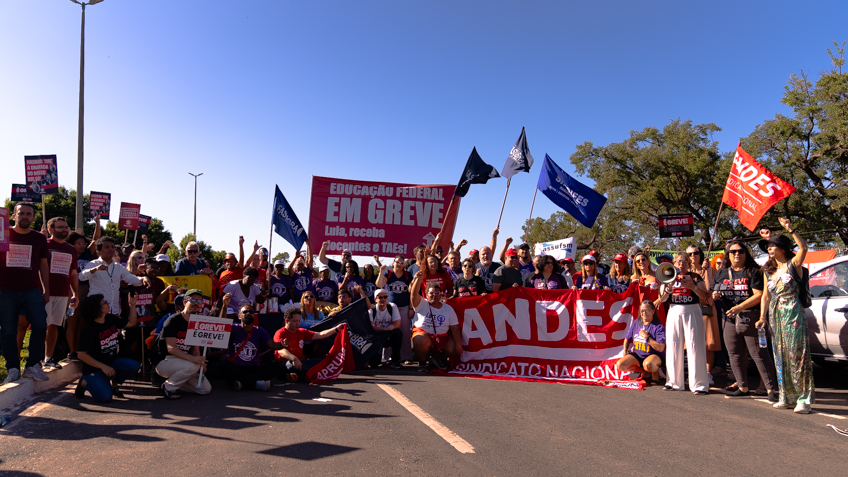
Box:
[376,383,475,454]
[0,393,68,433]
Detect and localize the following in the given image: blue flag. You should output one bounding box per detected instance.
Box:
[537,154,607,228]
[455,147,500,197]
[272,185,307,251]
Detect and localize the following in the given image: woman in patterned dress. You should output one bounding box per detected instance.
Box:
[756,218,813,414]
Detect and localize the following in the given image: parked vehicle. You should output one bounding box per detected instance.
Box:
[805,255,848,364]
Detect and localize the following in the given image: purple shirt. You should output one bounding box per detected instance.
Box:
[290,270,314,301]
[525,273,568,290]
[339,274,365,293]
[269,274,292,302]
[625,319,665,359]
[313,278,339,302]
[225,324,272,367]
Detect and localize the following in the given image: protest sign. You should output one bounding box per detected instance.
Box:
[445,284,659,389]
[0,207,8,252]
[89,191,111,219]
[721,145,795,231]
[24,155,59,195]
[537,154,607,228]
[11,184,40,202]
[533,237,576,261]
[658,213,695,238]
[118,202,141,230]
[184,315,232,348]
[159,275,214,306]
[138,214,151,232]
[309,176,457,257]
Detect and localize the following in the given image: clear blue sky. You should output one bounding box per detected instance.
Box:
[2,0,845,262]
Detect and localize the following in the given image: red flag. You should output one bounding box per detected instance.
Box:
[721,145,795,231]
[305,324,356,383]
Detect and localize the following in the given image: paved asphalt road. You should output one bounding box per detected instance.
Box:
[1,364,846,476]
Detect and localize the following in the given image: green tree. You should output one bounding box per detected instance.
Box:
[102,217,173,251]
[4,187,96,237]
[741,42,848,246]
[568,119,732,248]
[271,252,290,265]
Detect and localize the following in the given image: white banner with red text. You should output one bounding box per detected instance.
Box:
[445,284,661,390]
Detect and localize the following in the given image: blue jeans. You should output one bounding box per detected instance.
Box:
[83,357,140,403]
[0,288,48,369]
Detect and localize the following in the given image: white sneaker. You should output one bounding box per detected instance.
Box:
[3,368,21,384]
[708,374,715,386]
[255,380,271,392]
[23,365,48,382]
[793,403,811,414]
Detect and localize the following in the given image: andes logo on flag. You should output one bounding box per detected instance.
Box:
[721,146,795,231]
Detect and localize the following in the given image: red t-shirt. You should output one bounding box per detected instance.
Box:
[47,239,78,297]
[421,271,454,296]
[0,229,49,291]
[274,327,315,361]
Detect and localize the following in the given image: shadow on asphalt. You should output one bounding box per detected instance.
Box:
[257,441,359,460]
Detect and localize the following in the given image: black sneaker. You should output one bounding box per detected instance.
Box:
[160,383,181,400]
[75,379,86,399]
[67,352,80,362]
[417,363,427,373]
[231,380,243,391]
[430,356,448,370]
[767,391,779,403]
[388,361,403,370]
[724,388,750,399]
[43,357,63,370]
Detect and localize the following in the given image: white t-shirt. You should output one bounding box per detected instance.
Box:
[370,303,401,329]
[223,280,262,311]
[413,301,459,335]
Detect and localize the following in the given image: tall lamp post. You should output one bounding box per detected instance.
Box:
[70,0,106,233]
[188,172,203,238]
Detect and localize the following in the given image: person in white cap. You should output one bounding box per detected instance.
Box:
[155,253,174,277]
[312,264,338,303]
[572,254,610,290]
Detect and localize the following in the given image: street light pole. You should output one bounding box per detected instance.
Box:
[188,172,203,238]
[71,0,105,233]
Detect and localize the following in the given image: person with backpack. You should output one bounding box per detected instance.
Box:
[712,240,778,402]
[376,255,414,362]
[756,218,813,414]
[367,289,403,369]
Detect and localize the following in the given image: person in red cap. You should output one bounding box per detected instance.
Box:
[608,253,632,293]
[492,249,525,292]
[468,249,480,266]
[572,254,610,290]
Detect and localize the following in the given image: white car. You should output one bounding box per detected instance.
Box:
[806,255,848,364]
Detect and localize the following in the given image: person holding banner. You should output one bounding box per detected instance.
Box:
[630,252,659,289]
[658,253,709,394]
[75,294,140,402]
[475,244,503,294]
[712,240,777,401]
[616,300,666,384]
[607,254,632,294]
[275,308,344,382]
[756,219,813,414]
[452,258,487,298]
[572,255,610,290]
[155,289,212,398]
[376,255,414,362]
[525,256,569,290]
[219,303,285,392]
[409,269,462,373]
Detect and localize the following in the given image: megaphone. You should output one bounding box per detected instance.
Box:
[657,262,679,285]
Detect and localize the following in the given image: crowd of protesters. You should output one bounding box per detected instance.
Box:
[0,202,815,413]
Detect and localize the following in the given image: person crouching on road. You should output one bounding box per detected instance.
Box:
[368,289,403,369]
[75,294,141,402]
[274,308,343,382]
[657,253,710,395]
[218,303,285,392]
[616,300,665,385]
[409,270,463,373]
[155,288,211,399]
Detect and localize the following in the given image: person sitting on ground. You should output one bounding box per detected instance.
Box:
[75,293,141,402]
[409,269,463,372]
[525,255,569,289]
[493,248,524,292]
[327,286,372,316]
[219,302,285,391]
[222,267,266,312]
[616,300,666,384]
[155,288,212,398]
[173,241,214,277]
[297,291,325,329]
[573,254,610,290]
[452,258,487,297]
[275,308,344,382]
[312,264,338,304]
[608,253,633,293]
[368,289,403,369]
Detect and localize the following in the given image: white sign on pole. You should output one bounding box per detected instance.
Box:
[184,315,232,349]
[534,237,576,261]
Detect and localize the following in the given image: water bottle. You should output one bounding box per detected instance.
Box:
[758,327,768,349]
[67,307,74,317]
[0,415,10,428]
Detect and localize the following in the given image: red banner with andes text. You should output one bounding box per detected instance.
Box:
[446,284,660,390]
[309,176,459,258]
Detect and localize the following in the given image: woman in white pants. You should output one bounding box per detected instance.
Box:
[657,253,710,395]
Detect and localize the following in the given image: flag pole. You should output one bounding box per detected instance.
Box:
[524,187,538,243]
[706,202,725,256]
[132,229,138,247]
[496,178,511,229]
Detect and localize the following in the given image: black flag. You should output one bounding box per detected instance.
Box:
[310,298,391,370]
[455,147,501,197]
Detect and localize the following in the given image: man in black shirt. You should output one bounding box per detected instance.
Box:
[154,289,211,398]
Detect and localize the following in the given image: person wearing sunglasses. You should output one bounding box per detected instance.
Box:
[219,304,285,392]
[174,241,214,277]
[607,253,632,293]
[452,258,487,297]
[687,245,721,384]
[298,292,325,329]
[712,240,777,401]
[525,256,569,290]
[630,252,659,289]
[376,255,415,362]
[155,288,212,398]
[572,255,610,290]
[367,289,403,369]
